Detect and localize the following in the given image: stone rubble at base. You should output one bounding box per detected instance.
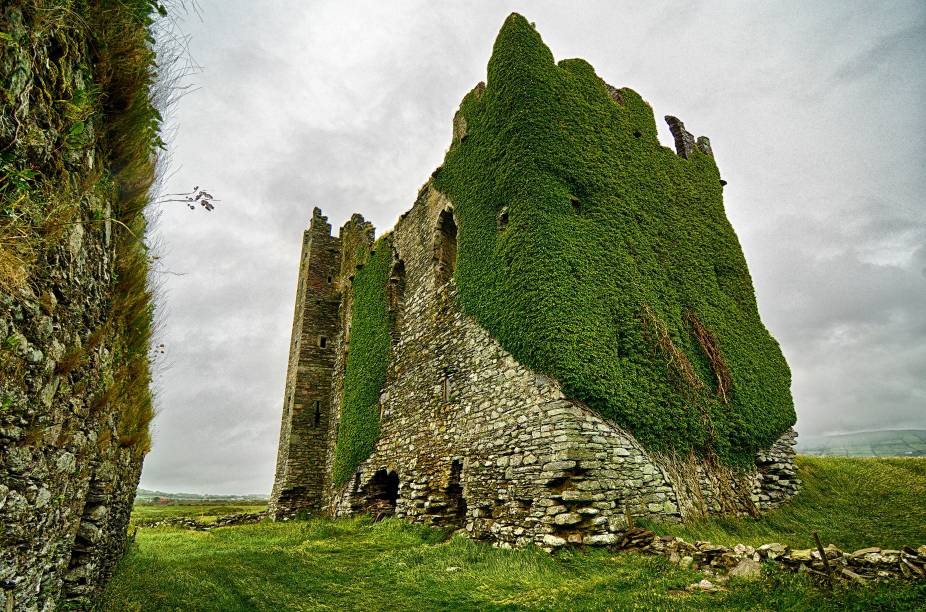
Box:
[612,528,926,587]
[134,512,267,530]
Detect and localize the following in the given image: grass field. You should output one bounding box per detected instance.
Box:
[98,458,926,611]
[131,502,267,525]
[797,430,926,457]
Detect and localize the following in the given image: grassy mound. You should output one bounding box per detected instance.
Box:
[103,502,925,610]
[646,456,926,550]
[433,14,793,466]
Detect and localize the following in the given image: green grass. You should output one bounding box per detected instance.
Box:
[99,517,924,611]
[644,456,926,550]
[101,458,926,610]
[131,501,267,525]
[799,429,926,457]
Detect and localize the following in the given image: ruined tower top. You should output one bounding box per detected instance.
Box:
[309,206,332,235]
[427,12,793,465]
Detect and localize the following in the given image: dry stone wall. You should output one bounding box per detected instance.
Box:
[612,528,926,588]
[270,183,800,549]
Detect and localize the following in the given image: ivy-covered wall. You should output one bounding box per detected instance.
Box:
[432,14,794,466]
[332,236,393,485]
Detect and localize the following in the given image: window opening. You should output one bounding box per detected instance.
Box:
[441,370,451,402]
[388,259,406,345]
[447,459,467,522]
[497,207,509,231]
[434,209,457,285]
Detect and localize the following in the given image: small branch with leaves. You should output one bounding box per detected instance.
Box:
[158,185,218,211]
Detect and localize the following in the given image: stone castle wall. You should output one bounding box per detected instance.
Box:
[0,212,145,608]
[270,183,799,548]
[0,5,154,608]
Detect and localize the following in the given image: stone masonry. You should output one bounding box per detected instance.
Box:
[269,208,342,517]
[0,200,145,609]
[1,5,154,608]
[269,178,799,549]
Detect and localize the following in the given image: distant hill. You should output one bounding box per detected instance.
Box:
[796,429,926,457]
[136,488,268,502]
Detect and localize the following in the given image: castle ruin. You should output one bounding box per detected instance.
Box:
[269,14,799,549]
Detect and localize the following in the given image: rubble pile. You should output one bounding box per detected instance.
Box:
[612,527,926,586]
[137,512,266,530]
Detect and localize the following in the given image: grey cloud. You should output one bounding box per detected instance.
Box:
[829,20,926,85]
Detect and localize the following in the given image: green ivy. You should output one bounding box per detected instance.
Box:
[332,237,394,485]
[431,14,794,467]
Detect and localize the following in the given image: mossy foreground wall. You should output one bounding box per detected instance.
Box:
[0,1,160,608]
[432,14,794,466]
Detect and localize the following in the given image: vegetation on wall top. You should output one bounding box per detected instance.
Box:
[432,14,794,466]
[0,0,166,454]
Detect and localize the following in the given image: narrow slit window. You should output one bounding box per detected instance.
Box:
[313,401,321,427]
[441,372,450,402]
[388,259,406,345]
[497,207,509,231]
[319,336,327,348]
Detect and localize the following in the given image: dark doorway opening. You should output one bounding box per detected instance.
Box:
[358,469,400,520]
[447,459,467,523]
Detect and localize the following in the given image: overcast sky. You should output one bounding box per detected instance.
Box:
[139,1,926,494]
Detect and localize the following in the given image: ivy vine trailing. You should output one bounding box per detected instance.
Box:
[332,236,394,485]
[431,14,794,467]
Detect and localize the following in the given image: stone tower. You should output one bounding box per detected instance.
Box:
[268,208,341,518]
